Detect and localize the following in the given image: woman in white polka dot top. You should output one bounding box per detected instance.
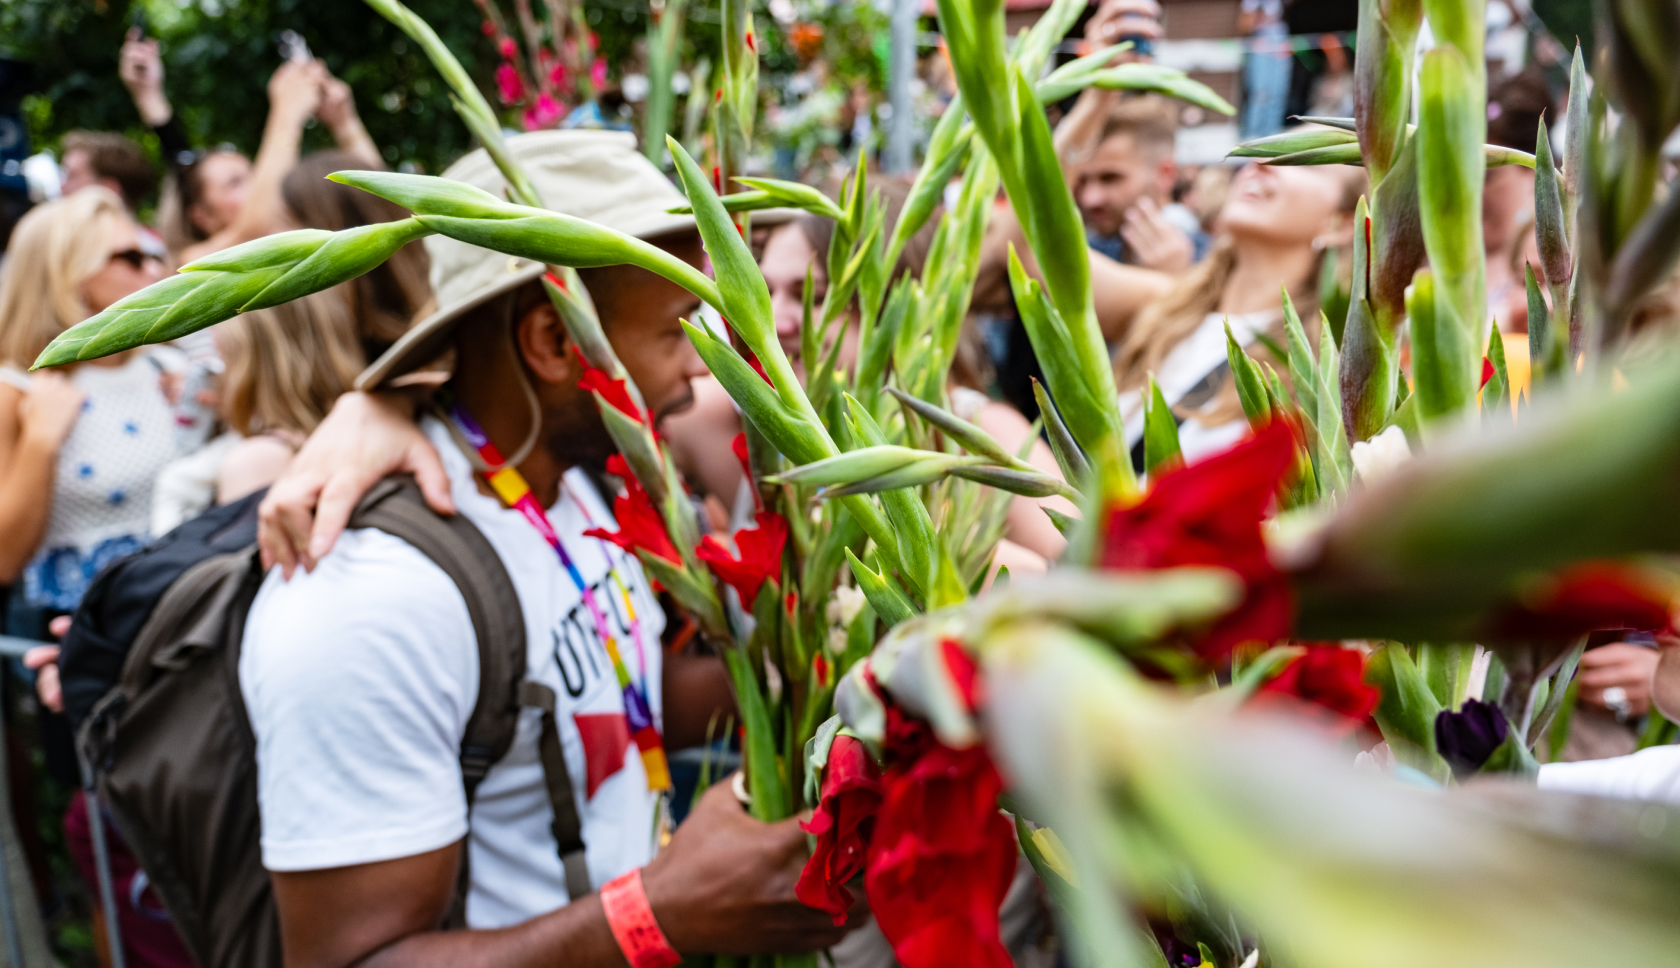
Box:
[0,188,178,612]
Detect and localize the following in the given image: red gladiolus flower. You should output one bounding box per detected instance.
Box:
[585,455,679,564]
[1253,645,1379,737]
[796,734,882,924]
[576,353,645,424]
[1488,562,1674,640]
[745,30,757,52]
[495,61,525,104]
[1101,420,1297,656]
[697,510,788,606]
[865,705,1015,968]
[941,638,982,712]
[1480,358,1495,389]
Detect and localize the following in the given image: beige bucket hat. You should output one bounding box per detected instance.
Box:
[356,129,697,390]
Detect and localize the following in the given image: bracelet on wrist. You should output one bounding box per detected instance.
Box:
[600,869,682,968]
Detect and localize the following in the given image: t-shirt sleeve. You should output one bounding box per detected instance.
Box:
[1538,746,1680,806]
[240,528,480,872]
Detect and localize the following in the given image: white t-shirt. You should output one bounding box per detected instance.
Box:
[1119,310,1275,467]
[242,417,666,928]
[1538,746,1680,806]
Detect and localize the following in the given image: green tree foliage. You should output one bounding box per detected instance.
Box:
[2,0,495,174]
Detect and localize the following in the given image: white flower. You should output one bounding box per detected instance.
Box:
[826,585,867,628]
[1350,425,1412,482]
[827,627,849,656]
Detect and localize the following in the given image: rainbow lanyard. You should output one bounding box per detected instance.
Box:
[441,396,671,793]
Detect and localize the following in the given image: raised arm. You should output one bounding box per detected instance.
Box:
[0,376,85,583]
[178,60,324,265]
[258,389,453,577]
[317,71,384,170]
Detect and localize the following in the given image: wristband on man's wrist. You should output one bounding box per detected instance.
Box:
[601,868,682,968]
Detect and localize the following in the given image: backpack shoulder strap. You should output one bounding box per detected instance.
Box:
[346,477,591,908]
[347,477,525,797]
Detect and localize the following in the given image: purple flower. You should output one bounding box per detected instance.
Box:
[1435,699,1509,779]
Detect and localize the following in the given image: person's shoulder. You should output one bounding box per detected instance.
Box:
[217,435,295,504]
[245,528,470,650]
[241,527,479,711]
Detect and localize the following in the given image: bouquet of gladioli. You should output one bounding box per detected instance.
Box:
[36,0,1680,965]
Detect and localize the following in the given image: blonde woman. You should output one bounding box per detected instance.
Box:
[0,187,172,610]
[1113,161,1365,465]
[216,290,365,501]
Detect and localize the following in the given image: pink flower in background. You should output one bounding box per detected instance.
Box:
[495,61,524,104]
[590,57,608,91]
[498,37,517,59]
[522,93,564,130]
[480,19,496,36]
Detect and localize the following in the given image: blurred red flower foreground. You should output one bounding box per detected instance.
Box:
[797,649,1015,968]
[798,425,1307,968]
[1102,419,1297,656]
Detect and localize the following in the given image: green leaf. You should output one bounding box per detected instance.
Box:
[1030,377,1092,489]
[724,646,789,821]
[1040,62,1235,115]
[1229,127,1360,159]
[1280,291,1320,420]
[242,218,432,312]
[1562,44,1589,241]
[887,387,1014,464]
[845,396,939,598]
[1366,643,1447,777]
[1477,723,1541,779]
[1415,45,1487,412]
[681,320,829,466]
[1524,263,1563,383]
[1533,114,1571,294]
[1406,268,1477,425]
[731,177,846,219]
[1352,0,1422,185]
[1483,322,1510,421]
[1142,376,1183,475]
[1009,248,1129,490]
[770,446,963,490]
[665,138,778,363]
[1226,325,1273,429]
[844,548,917,627]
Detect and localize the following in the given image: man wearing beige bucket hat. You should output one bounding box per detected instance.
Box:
[239,130,854,968]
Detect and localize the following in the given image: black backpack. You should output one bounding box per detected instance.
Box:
[61,477,589,968]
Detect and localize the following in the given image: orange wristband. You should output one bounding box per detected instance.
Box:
[600,869,682,968]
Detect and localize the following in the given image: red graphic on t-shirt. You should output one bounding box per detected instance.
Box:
[573,712,632,798]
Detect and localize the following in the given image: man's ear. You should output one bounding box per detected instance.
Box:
[1156,157,1178,204]
[514,301,578,385]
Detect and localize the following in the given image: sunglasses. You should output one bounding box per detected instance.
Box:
[109,248,164,270]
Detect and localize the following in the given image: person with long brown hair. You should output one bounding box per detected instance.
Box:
[214,290,366,502]
[282,151,433,359]
[158,59,381,265]
[1113,160,1365,467]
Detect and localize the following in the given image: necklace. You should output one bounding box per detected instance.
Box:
[440,391,671,793]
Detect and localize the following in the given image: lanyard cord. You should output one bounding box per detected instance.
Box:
[439,391,671,792]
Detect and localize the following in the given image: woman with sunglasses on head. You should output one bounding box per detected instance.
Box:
[0,188,176,617]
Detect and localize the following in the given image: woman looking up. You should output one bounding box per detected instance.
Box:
[1112,160,1365,467]
[163,59,383,265]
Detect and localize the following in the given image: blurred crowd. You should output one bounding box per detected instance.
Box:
[0,1,1676,966]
